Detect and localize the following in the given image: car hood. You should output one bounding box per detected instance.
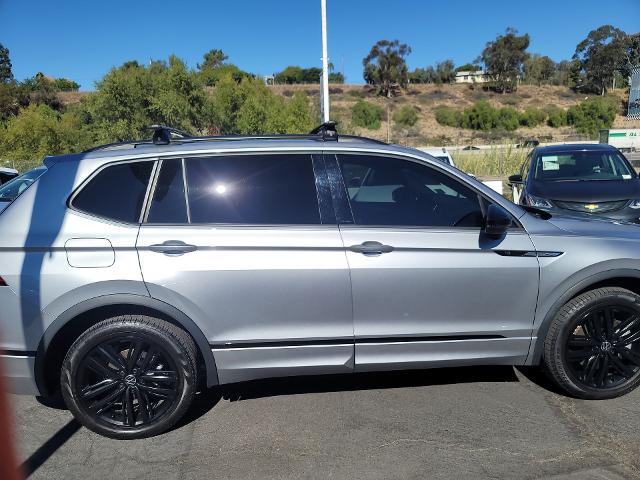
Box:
[546,213,640,239]
[529,179,640,202]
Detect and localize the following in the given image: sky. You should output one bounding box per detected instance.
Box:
[1,0,639,90]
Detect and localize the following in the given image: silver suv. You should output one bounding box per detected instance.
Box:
[2,124,640,439]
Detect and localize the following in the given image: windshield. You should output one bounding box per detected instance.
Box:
[532,150,635,182]
[0,167,47,202]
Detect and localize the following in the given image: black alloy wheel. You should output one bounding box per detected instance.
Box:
[75,335,179,428]
[544,287,640,399]
[61,316,197,439]
[565,305,640,389]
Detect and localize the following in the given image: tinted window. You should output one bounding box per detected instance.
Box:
[148,159,188,223]
[186,155,320,224]
[73,162,153,223]
[338,154,483,227]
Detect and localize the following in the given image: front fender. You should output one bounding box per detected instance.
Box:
[527,263,640,364]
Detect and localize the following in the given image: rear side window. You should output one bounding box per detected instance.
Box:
[185,154,321,224]
[147,159,188,223]
[73,162,153,223]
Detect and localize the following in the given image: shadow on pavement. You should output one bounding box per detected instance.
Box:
[21,419,81,478]
[220,365,519,402]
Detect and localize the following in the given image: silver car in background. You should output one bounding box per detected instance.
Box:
[2,124,640,439]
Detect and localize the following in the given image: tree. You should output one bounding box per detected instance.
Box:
[480,28,530,93]
[434,60,456,84]
[455,63,479,72]
[83,55,206,141]
[573,25,629,94]
[0,44,13,84]
[274,66,323,84]
[363,40,412,97]
[523,54,556,85]
[198,49,229,70]
[328,72,345,84]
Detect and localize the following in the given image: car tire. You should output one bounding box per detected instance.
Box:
[61,315,198,439]
[543,287,640,400]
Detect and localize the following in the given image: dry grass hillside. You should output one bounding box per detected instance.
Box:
[268,83,640,147]
[60,83,640,148]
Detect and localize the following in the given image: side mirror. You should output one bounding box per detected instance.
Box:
[484,204,512,237]
[508,174,523,185]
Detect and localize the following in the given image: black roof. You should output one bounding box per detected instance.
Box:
[533,143,617,155]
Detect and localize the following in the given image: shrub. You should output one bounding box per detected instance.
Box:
[461,101,496,130]
[518,107,547,127]
[546,106,567,127]
[495,107,520,131]
[567,96,618,136]
[393,105,418,127]
[434,107,461,127]
[351,100,384,129]
[0,104,93,162]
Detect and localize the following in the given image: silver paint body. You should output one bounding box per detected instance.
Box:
[2,139,640,395]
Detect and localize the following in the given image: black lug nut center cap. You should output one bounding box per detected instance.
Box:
[124,374,137,386]
[600,341,613,353]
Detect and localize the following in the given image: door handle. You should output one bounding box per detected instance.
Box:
[349,241,394,256]
[149,240,197,256]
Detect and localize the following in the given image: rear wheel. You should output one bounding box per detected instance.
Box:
[544,287,640,399]
[61,315,197,439]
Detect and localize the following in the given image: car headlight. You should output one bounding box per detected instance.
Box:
[629,200,640,209]
[526,194,553,209]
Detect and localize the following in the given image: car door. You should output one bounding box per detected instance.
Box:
[136,153,354,384]
[326,152,540,372]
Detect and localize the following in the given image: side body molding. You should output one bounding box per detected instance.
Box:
[35,293,219,393]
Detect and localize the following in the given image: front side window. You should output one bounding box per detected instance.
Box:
[185,154,321,225]
[338,154,484,227]
[73,161,153,223]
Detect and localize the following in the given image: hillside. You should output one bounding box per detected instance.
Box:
[59,83,640,147]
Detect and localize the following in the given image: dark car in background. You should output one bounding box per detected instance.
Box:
[509,144,640,223]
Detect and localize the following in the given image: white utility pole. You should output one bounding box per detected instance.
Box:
[320,0,330,123]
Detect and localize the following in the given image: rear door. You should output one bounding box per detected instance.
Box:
[326,152,540,372]
[136,153,354,384]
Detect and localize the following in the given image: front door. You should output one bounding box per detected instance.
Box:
[328,152,540,371]
[136,154,353,384]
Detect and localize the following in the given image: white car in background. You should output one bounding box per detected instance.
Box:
[420,147,504,195]
[421,147,456,167]
[0,167,18,185]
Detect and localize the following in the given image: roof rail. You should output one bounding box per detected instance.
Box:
[83,121,385,153]
[147,125,192,145]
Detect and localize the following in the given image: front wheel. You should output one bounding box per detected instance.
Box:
[61,315,198,439]
[544,287,640,399]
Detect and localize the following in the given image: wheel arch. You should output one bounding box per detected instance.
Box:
[528,268,640,365]
[35,294,218,396]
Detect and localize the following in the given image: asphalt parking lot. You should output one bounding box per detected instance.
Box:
[7,366,640,480]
